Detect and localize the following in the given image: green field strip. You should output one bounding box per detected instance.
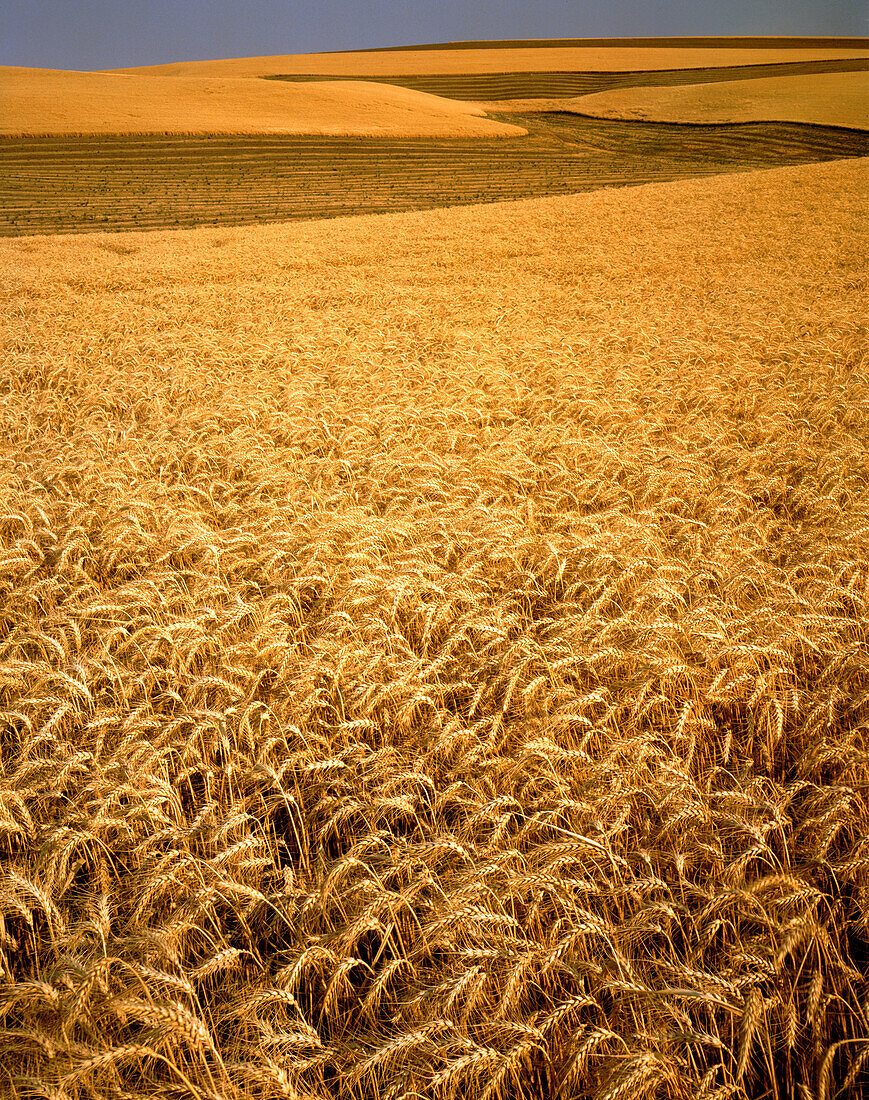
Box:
[1,117,866,236]
[265,58,869,100]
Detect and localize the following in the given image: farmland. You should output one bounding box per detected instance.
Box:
[1,154,868,1098]
[113,39,869,78]
[0,67,525,139]
[2,114,866,236]
[568,71,869,131]
[1,34,869,1100]
[265,57,869,101]
[2,44,867,237]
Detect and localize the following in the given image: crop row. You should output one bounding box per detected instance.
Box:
[2,115,866,236]
[266,58,869,100]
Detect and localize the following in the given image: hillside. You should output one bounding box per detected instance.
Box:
[110,43,869,79]
[4,114,864,236]
[568,70,869,131]
[0,67,525,137]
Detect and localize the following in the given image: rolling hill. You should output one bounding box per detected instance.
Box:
[568,69,869,131]
[0,66,525,138]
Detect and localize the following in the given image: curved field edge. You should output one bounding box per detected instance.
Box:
[111,44,869,78]
[264,57,869,100]
[2,116,866,237]
[565,71,869,133]
[0,69,526,140]
[0,159,867,1099]
[350,35,869,52]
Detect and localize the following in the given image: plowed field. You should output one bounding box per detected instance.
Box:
[266,57,869,100]
[2,115,866,236]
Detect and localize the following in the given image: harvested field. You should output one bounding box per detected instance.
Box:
[2,114,866,236]
[571,70,869,131]
[0,67,524,139]
[267,57,869,102]
[112,44,869,79]
[361,35,869,50]
[0,157,867,1099]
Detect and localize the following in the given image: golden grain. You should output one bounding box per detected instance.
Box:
[0,158,866,1099]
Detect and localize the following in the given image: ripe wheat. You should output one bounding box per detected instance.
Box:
[0,157,866,1098]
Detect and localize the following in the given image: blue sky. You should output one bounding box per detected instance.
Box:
[3,1,867,71]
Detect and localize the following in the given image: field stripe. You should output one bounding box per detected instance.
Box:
[353,36,869,51]
[266,58,869,100]
[1,116,866,236]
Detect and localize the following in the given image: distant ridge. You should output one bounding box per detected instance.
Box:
[112,42,869,79]
[266,59,869,103]
[345,36,869,53]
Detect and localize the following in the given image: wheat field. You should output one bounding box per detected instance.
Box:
[0,68,525,139]
[1,157,868,1099]
[335,57,868,104]
[568,70,869,131]
[111,42,869,79]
